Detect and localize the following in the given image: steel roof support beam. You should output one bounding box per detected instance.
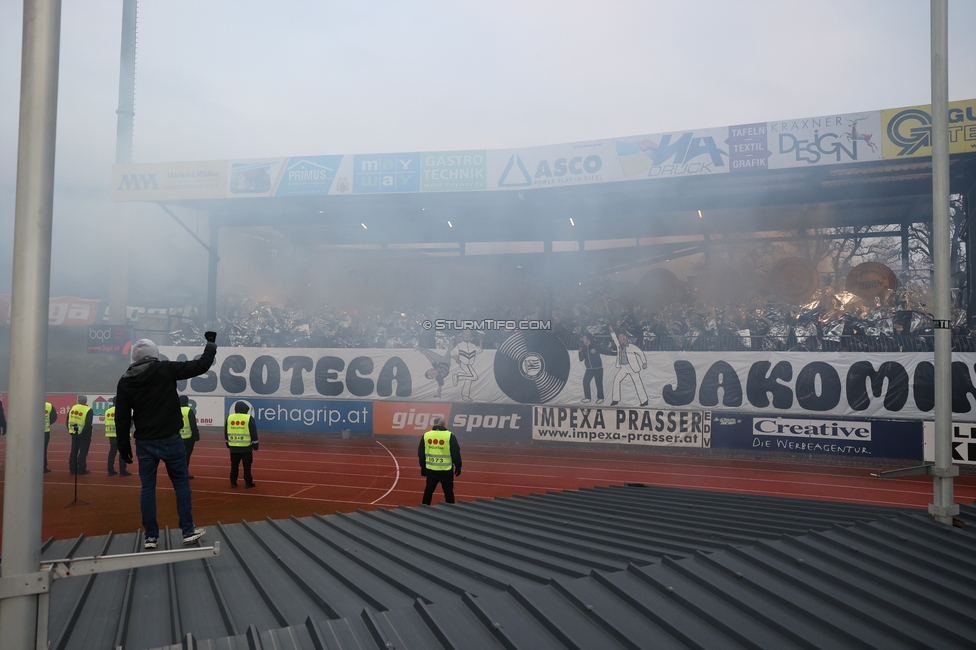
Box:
[929,0,959,524]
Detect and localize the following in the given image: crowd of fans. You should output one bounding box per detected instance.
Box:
[166,277,976,353]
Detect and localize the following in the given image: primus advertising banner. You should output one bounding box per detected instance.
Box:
[162,340,976,422]
[766,111,883,169]
[532,405,710,448]
[882,98,976,159]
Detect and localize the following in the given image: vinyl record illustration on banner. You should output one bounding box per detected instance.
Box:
[770,257,820,304]
[846,262,898,298]
[494,331,569,404]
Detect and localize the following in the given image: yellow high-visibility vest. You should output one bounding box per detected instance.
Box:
[44,402,53,433]
[67,404,91,435]
[423,429,453,471]
[180,406,192,439]
[104,407,116,437]
[227,413,252,447]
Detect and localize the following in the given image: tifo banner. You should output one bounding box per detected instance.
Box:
[711,413,922,460]
[532,405,710,448]
[923,421,976,465]
[0,295,101,327]
[223,397,371,434]
[882,98,976,159]
[162,344,976,422]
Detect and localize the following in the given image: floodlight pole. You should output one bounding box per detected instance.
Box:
[0,0,63,648]
[930,0,958,524]
[108,0,137,326]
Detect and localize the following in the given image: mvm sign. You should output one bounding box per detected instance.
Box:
[117,173,159,191]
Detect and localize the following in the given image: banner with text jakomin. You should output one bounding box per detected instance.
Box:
[160,346,976,422]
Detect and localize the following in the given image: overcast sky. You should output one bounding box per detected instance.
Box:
[0,0,975,296]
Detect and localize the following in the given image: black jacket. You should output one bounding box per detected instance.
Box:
[186,408,200,442]
[115,343,216,451]
[418,427,461,472]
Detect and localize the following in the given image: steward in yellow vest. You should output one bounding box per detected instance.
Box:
[105,397,131,477]
[179,395,200,479]
[418,416,462,505]
[225,401,258,488]
[43,400,56,473]
[66,396,93,475]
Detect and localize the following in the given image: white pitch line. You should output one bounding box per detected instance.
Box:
[370,440,400,505]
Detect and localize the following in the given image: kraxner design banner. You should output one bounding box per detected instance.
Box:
[161,343,976,422]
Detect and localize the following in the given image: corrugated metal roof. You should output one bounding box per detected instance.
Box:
[39,485,975,650]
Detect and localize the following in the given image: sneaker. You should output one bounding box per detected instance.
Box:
[581,398,591,403]
[108,471,117,476]
[79,470,91,475]
[245,482,256,489]
[639,400,649,407]
[187,475,195,480]
[596,399,604,404]
[44,468,51,473]
[144,536,158,550]
[182,528,206,545]
[610,401,619,406]
[120,471,132,477]
[230,481,238,488]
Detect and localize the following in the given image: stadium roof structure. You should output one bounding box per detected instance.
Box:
[110,100,976,321]
[41,485,976,650]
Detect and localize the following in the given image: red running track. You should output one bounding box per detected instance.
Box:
[1,431,975,543]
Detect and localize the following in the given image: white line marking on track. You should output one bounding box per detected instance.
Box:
[371,441,400,505]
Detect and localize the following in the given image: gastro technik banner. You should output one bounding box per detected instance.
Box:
[161,343,976,422]
[112,98,976,202]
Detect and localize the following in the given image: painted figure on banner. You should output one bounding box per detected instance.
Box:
[418,347,452,399]
[608,325,649,406]
[844,116,877,153]
[579,333,612,404]
[451,331,482,402]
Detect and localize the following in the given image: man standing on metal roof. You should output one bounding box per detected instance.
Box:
[419,416,462,505]
[115,332,217,549]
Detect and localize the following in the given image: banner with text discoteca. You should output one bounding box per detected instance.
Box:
[112,98,976,202]
[162,334,976,422]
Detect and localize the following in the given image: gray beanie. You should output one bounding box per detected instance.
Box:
[131,338,159,363]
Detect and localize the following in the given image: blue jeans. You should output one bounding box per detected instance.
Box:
[136,433,195,537]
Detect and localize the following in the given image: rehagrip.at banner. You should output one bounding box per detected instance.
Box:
[161,346,976,422]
